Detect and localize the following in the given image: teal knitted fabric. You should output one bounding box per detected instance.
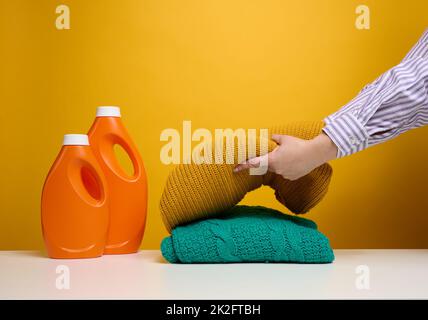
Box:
[161,205,334,264]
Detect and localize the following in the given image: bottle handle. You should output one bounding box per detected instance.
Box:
[69,158,106,206]
[103,133,141,181]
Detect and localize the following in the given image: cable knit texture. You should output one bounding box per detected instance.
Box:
[160,121,333,232]
[161,205,334,264]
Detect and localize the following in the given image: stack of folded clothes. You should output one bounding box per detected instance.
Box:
[159,121,334,264]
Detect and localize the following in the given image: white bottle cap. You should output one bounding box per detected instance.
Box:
[62,134,90,146]
[96,106,121,117]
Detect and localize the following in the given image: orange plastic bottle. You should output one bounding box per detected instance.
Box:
[41,134,109,259]
[88,106,148,254]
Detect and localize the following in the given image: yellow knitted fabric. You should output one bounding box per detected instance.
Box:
[160,121,332,232]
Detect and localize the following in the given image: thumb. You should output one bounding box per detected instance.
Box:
[271,134,284,145]
[233,153,269,172]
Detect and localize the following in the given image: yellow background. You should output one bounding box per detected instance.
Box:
[1,0,428,250]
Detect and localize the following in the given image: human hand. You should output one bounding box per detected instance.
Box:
[233,133,337,180]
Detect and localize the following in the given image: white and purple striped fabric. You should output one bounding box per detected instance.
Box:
[323,28,428,158]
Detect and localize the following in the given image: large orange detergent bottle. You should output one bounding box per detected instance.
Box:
[88,106,148,254]
[41,134,110,259]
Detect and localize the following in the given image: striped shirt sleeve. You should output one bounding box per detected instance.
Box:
[323,28,428,158]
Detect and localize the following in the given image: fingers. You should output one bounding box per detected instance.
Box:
[233,135,286,174]
[233,156,261,172]
[233,153,271,173]
[271,134,281,144]
[271,134,288,145]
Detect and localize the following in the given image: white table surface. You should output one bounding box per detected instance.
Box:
[1,250,427,299]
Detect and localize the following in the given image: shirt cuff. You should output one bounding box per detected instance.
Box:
[322,113,370,158]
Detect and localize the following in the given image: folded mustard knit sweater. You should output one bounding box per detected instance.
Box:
[160,121,332,232]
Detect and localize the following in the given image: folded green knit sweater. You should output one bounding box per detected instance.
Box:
[161,205,334,264]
